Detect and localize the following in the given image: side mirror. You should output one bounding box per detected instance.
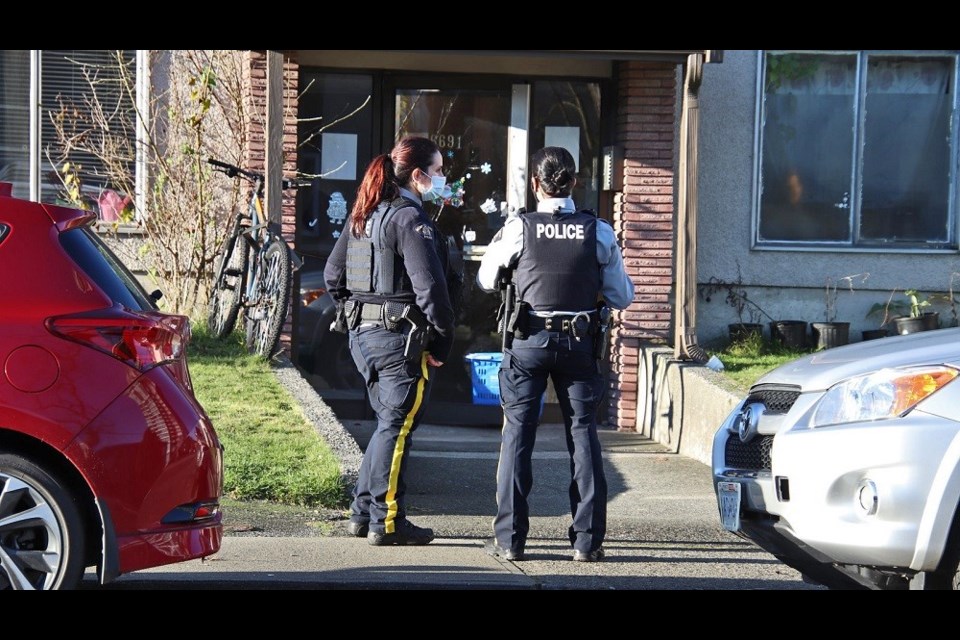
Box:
[150,290,163,301]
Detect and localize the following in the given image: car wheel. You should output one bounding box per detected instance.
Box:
[912,505,960,590]
[936,544,960,591]
[913,556,960,590]
[0,455,86,590]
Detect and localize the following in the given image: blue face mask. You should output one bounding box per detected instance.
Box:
[420,175,447,201]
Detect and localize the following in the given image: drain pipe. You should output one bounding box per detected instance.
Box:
[675,50,721,363]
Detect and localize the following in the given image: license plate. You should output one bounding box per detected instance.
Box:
[718,481,742,532]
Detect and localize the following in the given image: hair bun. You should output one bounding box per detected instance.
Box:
[552,169,571,188]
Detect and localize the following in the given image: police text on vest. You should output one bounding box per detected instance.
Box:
[536,223,584,239]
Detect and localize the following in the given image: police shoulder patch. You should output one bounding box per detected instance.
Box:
[415,224,433,240]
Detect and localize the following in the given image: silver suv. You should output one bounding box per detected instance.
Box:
[712,328,960,590]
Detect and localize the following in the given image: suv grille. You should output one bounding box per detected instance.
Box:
[725,435,774,471]
[748,385,800,415]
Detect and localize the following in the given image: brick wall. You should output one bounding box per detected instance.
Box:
[243,50,300,357]
[608,61,679,432]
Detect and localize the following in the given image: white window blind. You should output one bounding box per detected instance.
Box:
[0,50,31,198]
[40,49,137,208]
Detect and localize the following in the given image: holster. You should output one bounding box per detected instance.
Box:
[400,305,433,362]
[331,299,360,334]
[379,301,432,362]
[497,272,515,350]
[508,300,531,341]
[593,305,612,360]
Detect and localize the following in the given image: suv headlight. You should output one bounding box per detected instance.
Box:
[812,365,958,427]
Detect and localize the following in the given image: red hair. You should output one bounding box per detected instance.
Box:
[350,137,440,237]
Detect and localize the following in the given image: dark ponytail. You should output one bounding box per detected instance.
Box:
[349,136,440,238]
[531,146,577,198]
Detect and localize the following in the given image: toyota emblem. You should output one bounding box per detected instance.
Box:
[735,404,761,443]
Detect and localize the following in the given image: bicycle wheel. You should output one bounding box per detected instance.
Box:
[245,236,292,358]
[207,227,249,339]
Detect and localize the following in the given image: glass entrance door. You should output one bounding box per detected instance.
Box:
[388,80,514,413]
[294,70,604,423]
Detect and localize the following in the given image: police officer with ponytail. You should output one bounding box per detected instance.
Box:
[478,146,634,562]
[323,136,454,546]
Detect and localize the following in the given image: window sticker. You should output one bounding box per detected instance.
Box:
[327,192,348,239]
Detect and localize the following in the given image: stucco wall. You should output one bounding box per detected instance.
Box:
[696,50,960,349]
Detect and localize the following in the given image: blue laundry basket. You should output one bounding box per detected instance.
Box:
[464,352,545,415]
[464,352,502,406]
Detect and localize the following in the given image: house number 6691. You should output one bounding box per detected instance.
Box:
[430,134,462,150]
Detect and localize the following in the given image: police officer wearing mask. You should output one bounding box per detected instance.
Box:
[477,146,635,562]
[323,136,455,546]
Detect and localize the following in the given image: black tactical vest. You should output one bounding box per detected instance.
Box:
[514,210,600,312]
[345,197,415,300]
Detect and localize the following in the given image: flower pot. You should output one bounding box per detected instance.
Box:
[861,328,889,341]
[811,322,850,350]
[770,320,807,350]
[728,323,763,343]
[921,311,940,331]
[894,316,927,335]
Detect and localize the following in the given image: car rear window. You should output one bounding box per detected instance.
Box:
[0,223,8,245]
[60,228,157,311]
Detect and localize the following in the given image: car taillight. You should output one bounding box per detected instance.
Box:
[48,307,190,372]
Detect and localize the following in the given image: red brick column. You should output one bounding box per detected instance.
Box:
[242,50,300,357]
[608,61,678,432]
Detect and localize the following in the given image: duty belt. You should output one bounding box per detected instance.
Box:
[352,300,419,333]
[349,300,433,360]
[527,311,596,341]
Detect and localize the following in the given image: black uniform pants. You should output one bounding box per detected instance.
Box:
[493,329,607,555]
[348,324,433,534]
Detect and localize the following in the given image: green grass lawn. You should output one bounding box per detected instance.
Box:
[708,331,811,392]
[187,326,348,509]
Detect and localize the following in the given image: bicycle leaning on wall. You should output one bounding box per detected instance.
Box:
[206,158,308,359]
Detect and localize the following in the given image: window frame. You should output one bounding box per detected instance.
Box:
[752,50,960,253]
[23,50,145,222]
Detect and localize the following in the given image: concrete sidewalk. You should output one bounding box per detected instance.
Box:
[88,423,820,590]
[95,536,534,590]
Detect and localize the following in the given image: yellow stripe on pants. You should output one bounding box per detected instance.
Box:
[384,351,430,533]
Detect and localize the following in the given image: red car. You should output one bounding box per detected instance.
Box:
[0,183,223,590]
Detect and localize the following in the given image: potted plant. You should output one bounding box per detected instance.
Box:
[699,265,774,344]
[867,289,940,335]
[811,273,868,349]
[894,289,938,334]
[865,288,938,336]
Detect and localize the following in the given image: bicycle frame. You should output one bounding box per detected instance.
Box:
[207,158,304,357]
[242,175,269,309]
